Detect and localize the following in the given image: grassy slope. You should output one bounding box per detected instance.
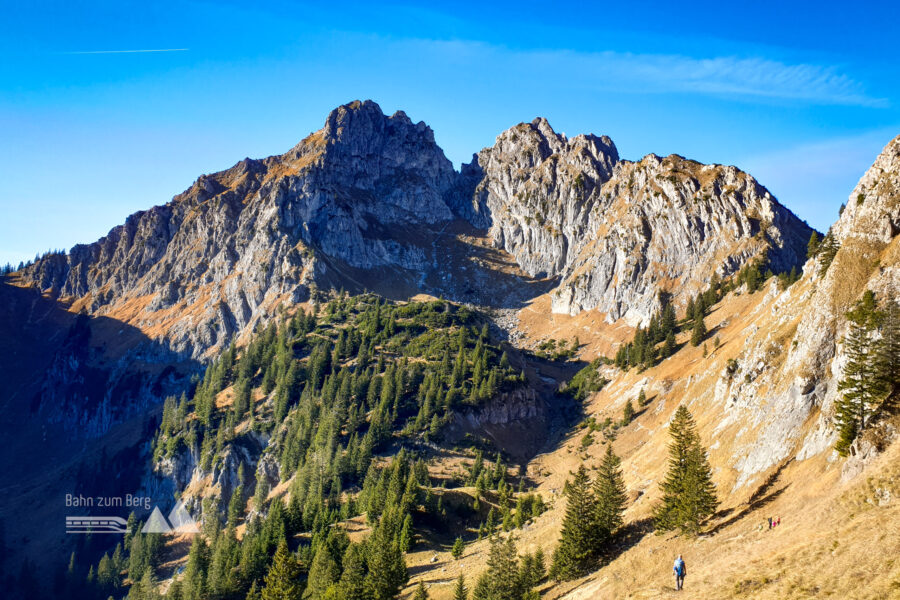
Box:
[403,270,900,599]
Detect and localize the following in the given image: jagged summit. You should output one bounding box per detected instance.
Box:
[464,117,811,321]
[17,100,813,359]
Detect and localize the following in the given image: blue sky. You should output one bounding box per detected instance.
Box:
[1,1,899,266]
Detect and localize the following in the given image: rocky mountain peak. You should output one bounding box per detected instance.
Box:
[315,100,452,181]
[15,102,816,364]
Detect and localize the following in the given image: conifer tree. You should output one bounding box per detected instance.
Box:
[835,291,888,455]
[690,308,707,347]
[638,388,648,407]
[451,536,465,560]
[533,548,546,583]
[662,331,677,358]
[807,231,820,259]
[413,582,430,600]
[593,445,627,544]
[817,232,839,276]
[365,507,408,600]
[97,552,119,592]
[305,547,340,600]
[246,580,263,600]
[255,477,270,512]
[653,406,718,535]
[228,484,244,527]
[131,568,162,600]
[879,300,900,394]
[473,536,525,600]
[453,574,468,600]
[262,540,302,600]
[551,465,597,579]
[337,544,368,600]
[622,400,635,425]
[399,513,414,552]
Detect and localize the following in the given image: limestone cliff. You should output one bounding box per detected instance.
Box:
[17,101,814,365]
[462,120,813,323]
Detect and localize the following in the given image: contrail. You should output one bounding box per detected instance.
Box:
[63,48,189,55]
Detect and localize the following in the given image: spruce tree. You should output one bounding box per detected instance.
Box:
[533,548,546,583]
[365,507,408,600]
[305,547,339,600]
[653,405,718,535]
[817,232,839,276]
[413,582,429,600]
[835,292,888,455]
[399,513,414,552]
[337,544,368,600]
[262,540,302,600]
[663,331,677,357]
[453,574,468,600]
[472,536,524,600]
[879,300,900,393]
[690,309,707,347]
[622,400,635,425]
[451,536,465,559]
[551,465,597,579]
[246,580,263,600]
[593,445,627,545]
[807,231,820,259]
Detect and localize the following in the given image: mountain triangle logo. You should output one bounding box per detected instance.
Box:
[141,501,199,534]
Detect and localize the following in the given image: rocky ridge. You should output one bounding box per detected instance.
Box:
[18,100,814,364]
[465,120,812,323]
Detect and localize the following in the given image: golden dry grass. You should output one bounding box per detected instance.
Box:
[402,269,900,599]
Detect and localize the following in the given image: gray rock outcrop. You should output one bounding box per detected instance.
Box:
[461,121,813,324]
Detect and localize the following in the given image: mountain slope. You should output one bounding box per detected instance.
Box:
[15,101,813,361]
[0,102,840,599]
[432,134,900,599]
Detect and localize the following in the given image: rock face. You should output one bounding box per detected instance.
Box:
[456,118,619,275]
[21,101,461,358]
[18,100,814,361]
[714,134,900,486]
[785,135,900,394]
[789,134,900,452]
[462,121,812,323]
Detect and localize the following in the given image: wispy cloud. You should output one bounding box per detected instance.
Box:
[62,48,189,55]
[410,39,887,108]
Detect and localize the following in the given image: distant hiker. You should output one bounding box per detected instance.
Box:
[673,555,686,591]
[768,517,772,529]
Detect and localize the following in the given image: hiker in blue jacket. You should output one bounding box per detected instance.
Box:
[673,555,686,590]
